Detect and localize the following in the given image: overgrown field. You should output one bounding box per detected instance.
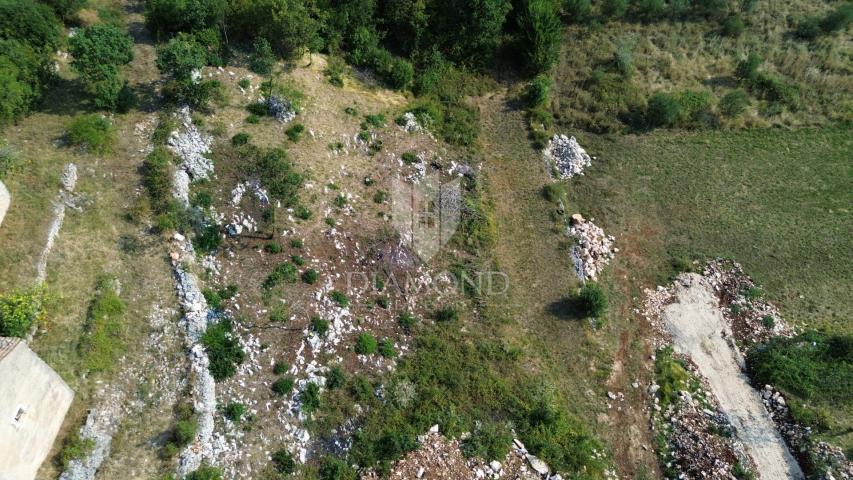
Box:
[569,127,852,333]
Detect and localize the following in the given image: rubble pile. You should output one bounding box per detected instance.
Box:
[567,214,615,281]
[265,96,297,123]
[648,359,752,479]
[361,426,568,480]
[760,386,853,479]
[702,260,796,345]
[398,112,423,133]
[543,135,592,179]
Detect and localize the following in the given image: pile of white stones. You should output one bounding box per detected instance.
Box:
[265,96,297,124]
[567,214,615,281]
[543,135,592,179]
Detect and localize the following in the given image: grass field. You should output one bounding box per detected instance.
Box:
[568,127,852,333]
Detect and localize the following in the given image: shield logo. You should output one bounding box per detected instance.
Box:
[392,172,461,262]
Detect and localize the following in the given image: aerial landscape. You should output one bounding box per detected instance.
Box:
[0,0,850,479]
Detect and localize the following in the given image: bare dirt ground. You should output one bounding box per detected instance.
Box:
[663,273,804,479]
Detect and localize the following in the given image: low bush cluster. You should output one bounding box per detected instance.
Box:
[67,114,116,153]
[201,318,245,381]
[0,287,46,338]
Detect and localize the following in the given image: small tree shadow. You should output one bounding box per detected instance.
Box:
[547,296,587,321]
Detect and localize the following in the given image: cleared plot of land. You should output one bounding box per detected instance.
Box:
[663,273,803,479]
[569,128,853,333]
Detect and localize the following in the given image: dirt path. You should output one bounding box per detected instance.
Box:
[663,274,804,479]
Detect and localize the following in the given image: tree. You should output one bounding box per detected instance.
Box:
[70,25,134,110]
[156,38,207,81]
[428,0,512,66]
[145,0,227,39]
[43,0,87,20]
[0,59,33,126]
[645,92,681,128]
[517,0,562,74]
[249,38,276,75]
[0,1,62,52]
[601,0,629,19]
[229,0,321,59]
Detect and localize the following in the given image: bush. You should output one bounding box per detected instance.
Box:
[273,361,289,375]
[516,0,562,74]
[264,262,298,289]
[387,57,414,90]
[257,148,303,207]
[300,382,321,411]
[302,269,319,284]
[654,346,690,407]
[527,74,552,108]
[271,449,295,474]
[142,147,174,212]
[734,52,761,83]
[231,133,250,146]
[312,317,330,337]
[462,420,512,460]
[185,466,222,480]
[223,402,246,423]
[636,0,665,20]
[58,433,95,469]
[434,305,459,322]
[373,190,387,204]
[67,114,116,153]
[156,38,206,82]
[645,92,681,128]
[355,333,378,355]
[318,456,357,480]
[577,282,607,317]
[193,224,221,254]
[327,366,346,389]
[398,312,418,332]
[285,123,304,142]
[379,338,396,358]
[795,16,822,40]
[562,0,592,23]
[601,0,629,18]
[249,38,276,75]
[80,279,126,373]
[820,3,853,33]
[675,89,713,123]
[174,417,198,446]
[201,319,245,381]
[330,290,349,307]
[0,288,46,338]
[272,376,295,396]
[542,183,566,204]
[720,89,749,117]
[325,56,346,87]
[722,15,745,37]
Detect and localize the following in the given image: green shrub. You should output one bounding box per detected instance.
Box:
[645,92,681,128]
[325,56,346,87]
[527,74,552,108]
[577,282,607,317]
[271,449,296,474]
[375,296,389,309]
[201,319,245,381]
[273,361,288,375]
[184,465,222,480]
[318,456,357,480]
[264,262,298,289]
[434,305,459,322]
[223,402,246,423]
[355,333,378,355]
[373,190,387,204]
[0,288,46,338]
[264,242,283,254]
[302,269,319,284]
[601,0,629,18]
[143,147,174,212]
[327,366,346,389]
[312,317,330,337]
[720,89,749,117]
[820,3,853,33]
[203,289,223,310]
[542,183,566,204]
[191,191,213,209]
[238,78,250,89]
[58,433,95,469]
[732,462,756,480]
[379,338,396,358]
[67,114,116,153]
[295,206,312,220]
[193,224,221,254]
[174,417,198,446]
[300,382,321,411]
[461,420,512,460]
[249,38,276,75]
[272,376,295,396]
[675,89,713,124]
[363,114,386,129]
[257,148,303,207]
[231,133,250,146]
[722,15,745,37]
[285,123,304,142]
[330,291,349,307]
[398,312,418,332]
[80,279,126,373]
[734,52,761,83]
[761,315,775,329]
[562,0,592,23]
[387,57,414,90]
[654,346,690,407]
[290,254,305,266]
[69,24,134,111]
[636,0,665,20]
[517,0,562,74]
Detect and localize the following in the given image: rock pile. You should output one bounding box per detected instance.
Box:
[648,359,752,479]
[543,135,592,179]
[760,385,853,479]
[0,180,9,228]
[168,106,214,182]
[265,96,297,123]
[398,112,422,133]
[567,214,615,281]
